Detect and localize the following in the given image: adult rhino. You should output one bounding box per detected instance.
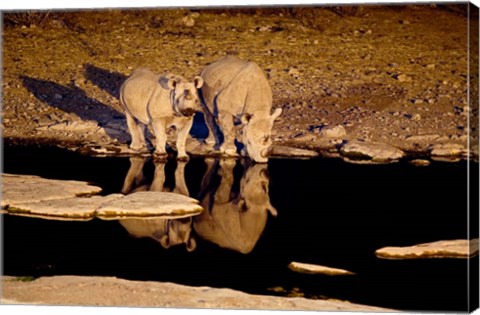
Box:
[200,56,282,163]
[120,68,203,160]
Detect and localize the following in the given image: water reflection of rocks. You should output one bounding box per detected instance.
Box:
[119,157,277,253]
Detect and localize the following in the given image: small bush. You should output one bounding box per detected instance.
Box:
[3,11,71,27]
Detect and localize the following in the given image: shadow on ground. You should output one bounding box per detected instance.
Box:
[21,75,125,141]
[84,64,127,99]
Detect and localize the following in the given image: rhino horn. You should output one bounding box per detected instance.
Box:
[271,108,282,121]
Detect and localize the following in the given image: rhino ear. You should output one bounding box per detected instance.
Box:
[167,77,178,90]
[270,108,282,121]
[193,76,204,89]
[159,235,170,248]
[159,76,177,90]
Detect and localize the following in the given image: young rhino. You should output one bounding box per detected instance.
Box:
[200,55,282,163]
[120,68,203,160]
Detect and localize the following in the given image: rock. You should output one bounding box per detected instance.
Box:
[405,134,440,144]
[319,125,347,138]
[430,143,466,157]
[42,120,99,132]
[1,174,102,209]
[288,68,300,76]
[7,194,123,220]
[408,159,431,167]
[339,140,404,163]
[1,275,395,311]
[375,239,479,259]
[270,145,319,158]
[96,191,203,219]
[396,74,411,82]
[288,262,355,276]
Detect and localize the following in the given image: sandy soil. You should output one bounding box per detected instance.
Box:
[1,275,395,311]
[2,4,478,161]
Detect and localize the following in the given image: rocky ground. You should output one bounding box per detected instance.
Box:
[1,4,479,311]
[2,4,479,162]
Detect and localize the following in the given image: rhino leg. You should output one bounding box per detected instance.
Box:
[172,161,189,196]
[218,113,238,156]
[121,157,147,194]
[150,161,167,192]
[126,112,147,151]
[151,117,168,157]
[216,158,236,203]
[204,110,220,147]
[175,118,193,161]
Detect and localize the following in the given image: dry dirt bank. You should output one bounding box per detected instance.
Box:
[1,275,395,311]
[2,4,478,161]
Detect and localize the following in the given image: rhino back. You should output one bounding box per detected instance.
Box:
[200,56,272,116]
[121,70,169,124]
[200,56,249,111]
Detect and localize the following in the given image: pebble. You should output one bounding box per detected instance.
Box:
[409,159,431,167]
[319,125,347,138]
[396,74,411,82]
[412,114,421,121]
[288,68,300,76]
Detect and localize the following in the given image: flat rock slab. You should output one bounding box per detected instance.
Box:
[375,239,479,259]
[96,191,203,218]
[1,174,102,208]
[430,143,467,157]
[340,140,404,163]
[270,145,319,158]
[1,275,394,311]
[8,194,123,219]
[288,262,355,276]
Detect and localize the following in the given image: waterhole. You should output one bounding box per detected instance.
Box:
[2,144,477,312]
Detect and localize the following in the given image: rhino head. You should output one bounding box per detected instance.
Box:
[241,108,282,163]
[161,75,204,117]
[157,217,196,252]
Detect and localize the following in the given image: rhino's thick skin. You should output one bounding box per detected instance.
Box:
[120,68,203,159]
[200,56,282,163]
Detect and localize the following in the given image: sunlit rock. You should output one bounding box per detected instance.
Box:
[36,120,99,132]
[319,125,347,138]
[288,262,355,276]
[408,159,431,167]
[96,191,203,219]
[1,174,102,209]
[270,145,319,158]
[375,239,479,259]
[340,140,404,163]
[7,194,123,219]
[430,143,467,157]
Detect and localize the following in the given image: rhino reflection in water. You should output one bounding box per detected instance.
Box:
[193,159,278,254]
[119,157,196,252]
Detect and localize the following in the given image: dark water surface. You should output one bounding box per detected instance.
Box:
[2,145,476,312]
